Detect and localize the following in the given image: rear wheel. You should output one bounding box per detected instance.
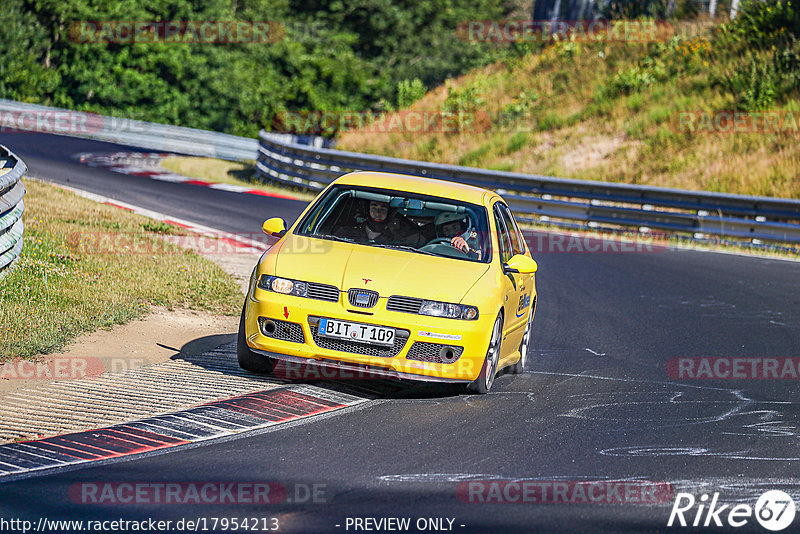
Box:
[467,315,502,394]
[510,308,533,375]
[237,302,276,374]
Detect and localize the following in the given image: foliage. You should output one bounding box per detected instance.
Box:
[396,79,427,109]
[731,0,800,47]
[443,81,486,114]
[1,0,511,137]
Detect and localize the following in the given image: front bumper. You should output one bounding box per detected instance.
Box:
[245,288,492,383]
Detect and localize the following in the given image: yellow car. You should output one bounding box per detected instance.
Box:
[238,171,537,393]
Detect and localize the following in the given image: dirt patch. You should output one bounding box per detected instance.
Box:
[558,134,627,173]
[0,307,237,394]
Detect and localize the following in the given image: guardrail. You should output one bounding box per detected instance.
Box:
[3,98,798,245]
[0,100,328,161]
[0,146,27,277]
[256,131,800,245]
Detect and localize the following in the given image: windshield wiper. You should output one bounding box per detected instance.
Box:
[370,243,439,257]
[313,233,355,243]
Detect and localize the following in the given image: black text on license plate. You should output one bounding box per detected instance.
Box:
[318,318,395,346]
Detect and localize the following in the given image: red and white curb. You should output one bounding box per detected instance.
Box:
[0,385,366,480]
[75,151,302,201]
[41,179,272,254]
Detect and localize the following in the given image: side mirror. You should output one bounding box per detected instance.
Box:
[262,217,287,238]
[503,254,538,275]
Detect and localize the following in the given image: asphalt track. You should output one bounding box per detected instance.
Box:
[2,131,800,533]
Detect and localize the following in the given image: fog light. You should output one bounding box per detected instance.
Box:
[260,318,276,335]
[439,346,457,363]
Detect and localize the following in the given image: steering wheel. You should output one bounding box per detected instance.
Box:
[427,237,452,246]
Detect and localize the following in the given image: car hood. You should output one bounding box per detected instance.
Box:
[273,234,490,302]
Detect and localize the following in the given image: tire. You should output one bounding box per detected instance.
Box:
[237,302,276,374]
[510,308,533,375]
[467,315,503,394]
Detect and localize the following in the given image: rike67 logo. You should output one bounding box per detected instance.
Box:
[668,490,796,531]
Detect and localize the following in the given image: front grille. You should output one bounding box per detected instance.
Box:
[306,282,340,302]
[348,289,379,308]
[406,342,464,364]
[386,295,424,314]
[308,317,409,358]
[259,317,305,343]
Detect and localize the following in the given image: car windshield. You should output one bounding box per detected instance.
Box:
[295,185,491,263]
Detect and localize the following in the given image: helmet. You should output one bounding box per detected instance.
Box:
[435,212,466,226]
[435,212,467,238]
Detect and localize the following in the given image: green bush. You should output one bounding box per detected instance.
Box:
[775,34,800,94]
[443,83,486,114]
[602,61,666,97]
[396,78,427,108]
[740,60,779,110]
[732,0,800,48]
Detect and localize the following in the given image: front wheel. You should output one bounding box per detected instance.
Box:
[467,315,502,394]
[237,302,276,374]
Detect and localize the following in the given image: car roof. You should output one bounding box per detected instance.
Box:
[334,171,494,205]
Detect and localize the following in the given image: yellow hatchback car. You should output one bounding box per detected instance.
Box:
[238,171,537,393]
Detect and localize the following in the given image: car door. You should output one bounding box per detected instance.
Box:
[498,202,534,326]
[493,203,525,359]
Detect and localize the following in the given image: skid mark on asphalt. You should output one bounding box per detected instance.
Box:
[0,385,366,480]
[519,371,800,461]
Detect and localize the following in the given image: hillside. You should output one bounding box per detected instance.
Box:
[338,1,800,198]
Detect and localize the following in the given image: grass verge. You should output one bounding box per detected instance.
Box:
[160,156,317,201]
[0,179,242,361]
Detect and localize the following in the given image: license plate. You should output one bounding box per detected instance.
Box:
[318,318,395,347]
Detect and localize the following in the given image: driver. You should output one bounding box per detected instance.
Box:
[434,212,481,258]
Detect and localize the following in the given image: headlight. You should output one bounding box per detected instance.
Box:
[258,275,308,297]
[419,300,479,320]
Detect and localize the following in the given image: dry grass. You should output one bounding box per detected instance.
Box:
[0,180,242,361]
[338,29,800,199]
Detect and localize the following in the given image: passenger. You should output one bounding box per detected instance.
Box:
[337,199,426,246]
[364,200,393,242]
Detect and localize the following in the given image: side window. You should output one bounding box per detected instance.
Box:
[493,204,513,263]
[498,203,525,256]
